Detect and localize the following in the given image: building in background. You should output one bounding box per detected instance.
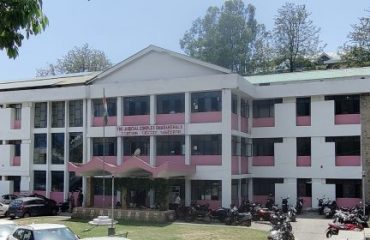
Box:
[0,45,367,209]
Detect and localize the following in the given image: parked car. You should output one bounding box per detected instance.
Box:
[7,224,79,240]
[0,195,17,205]
[0,203,9,217]
[8,197,58,219]
[82,237,129,240]
[0,219,17,240]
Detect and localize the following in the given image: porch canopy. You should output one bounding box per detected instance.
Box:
[68,156,196,178]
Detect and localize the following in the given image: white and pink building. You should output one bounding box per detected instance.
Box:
[0,45,367,209]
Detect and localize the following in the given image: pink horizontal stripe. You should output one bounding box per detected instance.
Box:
[240,156,248,174]
[50,192,64,204]
[13,120,21,129]
[191,155,222,166]
[92,116,117,126]
[156,113,185,124]
[156,156,185,167]
[122,115,150,125]
[12,156,21,166]
[232,156,239,174]
[231,113,238,130]
[253,195,270,206]
[241,117,248,133]
[335,114,360,124]
[123,156,149,164]
[252,117,274,127]
[190,112,222,123]
[336,198,362,208]
[336,156,361,166]
[92,156,117,165]
[296,116,311,126]
[297,156,311,167]
[252,156,274,166]
[195,200,221,210]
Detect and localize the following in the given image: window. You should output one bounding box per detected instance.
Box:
[69,172,82,192]
[326,179,361,198]
[157,93,185,114]
[51,133,64,164]
[296,97,311,116]
[34,170,46,191]
[241,138,251,157]
[51,171,64,192]
[124,96,149,116]
[232,136,240,156]
[51,101,65,128]
[34,134,47,164]
[297,178,312,197]
[191,91,222,112]
[156,136,185,155]
[325,95,360,114]
[232,94,238,114]
[252,138,282,156]
[93,98,117,117]
[92,138,117,156]
[69,132,83,163]
[253,178,283,195]
[34,102,47,128]
[9,104,21,120]
[94,178,113,195]
[69,100,83,127]
[191,135,222,155]
[123,136,150,155]
[9,140,21,156]
[253,99,282,118]
[297,137,311,156]
[326,136,360,156]
[191,180,221,201]
[8,176,20,192]
[241,99,249,118]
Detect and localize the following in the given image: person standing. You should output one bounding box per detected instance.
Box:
[174,193,181,210]
[77,190,84,207]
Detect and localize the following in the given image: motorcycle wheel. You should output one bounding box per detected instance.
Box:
[288,232,295,240]
[325,229,333,238]
[245,219,252,227]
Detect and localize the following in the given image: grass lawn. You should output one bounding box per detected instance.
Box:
[14,216,267,240]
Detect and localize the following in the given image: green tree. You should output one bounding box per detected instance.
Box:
[273,2,323,72]
[37,43,112,76]
[180,0,269,75]
[340,11,370,67]
[0,0,48,58]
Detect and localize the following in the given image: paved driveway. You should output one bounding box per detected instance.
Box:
[252,212,364,240]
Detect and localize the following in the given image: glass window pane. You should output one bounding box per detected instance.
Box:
[51,171,64,192]
[52,133,64,164]
[69,132,83,163]
[34,102,47,128]
[34,171,46,191]
[34,134,47,164]
[69,100,83,127]
[52,102,65,128]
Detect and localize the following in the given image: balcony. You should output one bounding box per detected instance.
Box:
[241,117,248,133]
[240,156,248,174]
[190,112,222,123]
[232,156,239,174]
[252,156,274,166]
[335,114,360,125]
[252,118,274,128]
[335,156,361,166]
[231,113,238,130]
[92,116,117,127]
[122,115,150,126]
[156,113,185,124]
[156,156,185,167]
[11,156,21,166]
[191,155,222,165]
[297,156,311,167]
[296,116,311,126]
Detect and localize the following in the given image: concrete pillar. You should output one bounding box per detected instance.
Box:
[185,178,191,206]
[221,89,232,208]
[185,92,191,165]
[361,94,370,201]
[248,178,253,202]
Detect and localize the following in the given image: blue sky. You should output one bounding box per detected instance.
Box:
[0,0,369,81]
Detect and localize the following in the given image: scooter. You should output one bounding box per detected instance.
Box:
[282,197,289,213]
[323,200,337,218]
[287,206,297,222]
[317,197,325,215]
[296,198,303,214]
[325,221,365,238]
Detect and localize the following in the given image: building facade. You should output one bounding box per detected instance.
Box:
[0,45,368,209]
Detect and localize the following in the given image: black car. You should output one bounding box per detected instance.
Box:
[8,197,58,219]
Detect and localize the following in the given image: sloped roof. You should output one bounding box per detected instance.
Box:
[246,67,370,84]
[87,45,232,84]
[0,72,100,91]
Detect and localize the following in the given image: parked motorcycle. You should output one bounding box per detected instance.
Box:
[185,201,211,223]
[209,207,229,223]
[268,216,295,240]
[287,207,297,222]
[281,197,289,214]
[296,198,303,214]
[225,208,252,227]
[251,203,277,221]
[266,195,275,210]
[325,221,365,238]
[317,197,325,215]
[323,200,337,218]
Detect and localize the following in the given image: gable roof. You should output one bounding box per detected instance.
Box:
[87,45,232,84]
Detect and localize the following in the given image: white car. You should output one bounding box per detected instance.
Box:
[0,219,17,240]
[0,203,9,217]
[7,224,79,240]
[82,237,129,240]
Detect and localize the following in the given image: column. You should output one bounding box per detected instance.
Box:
[150,95,156,166]
[117,97,123,165]
[221,89,232,208]
[185,178,191,206]
[64,101,69,203]
[248,178,253,202]
[46,102,51,198]
[185,92,191,165]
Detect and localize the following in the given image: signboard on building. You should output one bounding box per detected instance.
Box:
[117,124,185,136]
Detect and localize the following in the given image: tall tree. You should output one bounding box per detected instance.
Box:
[340,11,370,67]
[180,0,270,75]
[0,0,48,58]
[273,2,323,72]
[37,43,112,77]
